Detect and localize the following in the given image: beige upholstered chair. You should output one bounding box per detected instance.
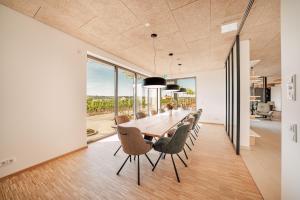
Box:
[136,111,147,119]
[113,115,130,156]
[116,126,154,185]
[151,110,157,116]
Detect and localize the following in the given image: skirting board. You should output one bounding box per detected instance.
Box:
[0,145,88,180]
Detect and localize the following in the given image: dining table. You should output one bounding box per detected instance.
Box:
[117,110,192,138]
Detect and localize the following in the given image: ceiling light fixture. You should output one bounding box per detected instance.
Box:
[175,87,187,93]
[143,33,167,88]
[221,22,238,33]
[165,52,180,92]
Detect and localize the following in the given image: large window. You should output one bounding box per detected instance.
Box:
[161,78,196,110]
[177,78,196,110]
[136,74,148,114]
[86,56,152,142]
[86,59,116,142]
[118,69,135,119]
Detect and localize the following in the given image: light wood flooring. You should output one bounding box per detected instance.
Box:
[0,124,262,200]
[241,119,281,200]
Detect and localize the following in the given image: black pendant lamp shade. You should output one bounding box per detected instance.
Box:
[176,88,187,93]
[166,84,180,91]
[143,77,166,88]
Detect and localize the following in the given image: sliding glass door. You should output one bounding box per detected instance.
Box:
[118,68,135,119]
[86,59,116,141]
[136,74,148,114]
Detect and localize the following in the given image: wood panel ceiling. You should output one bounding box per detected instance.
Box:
[1,0,257,76]
[240,0,281,82]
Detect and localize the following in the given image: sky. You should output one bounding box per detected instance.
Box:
[87,60,195,97]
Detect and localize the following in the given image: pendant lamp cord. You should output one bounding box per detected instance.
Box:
[152,37,157,74]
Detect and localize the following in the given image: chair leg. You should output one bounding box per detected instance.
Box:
[191,132,197,140]
[137,155,140,185]
[117,155,130,175]
[130,155,132,162]
[185,143,192,151]
[189,135,194,146]
[183,147,188,159]
[193,130,198,137]
[152,152,163,171]
[134,155,136,161]
[145,153,154,167]
[176,154,187,167]
[113,145,122,156]
[171,154,180,183]
[163,153,167,159]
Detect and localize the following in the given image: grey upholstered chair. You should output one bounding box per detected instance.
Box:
[113,115,130,156]
[166,116,194,159]
[136,111,147,119]
[116,126,154,185]
[152,123,190,182]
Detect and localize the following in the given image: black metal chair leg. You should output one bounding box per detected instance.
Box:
[117,155,130,175]
[152,152,163,171]
[137,155,140,185]
[191,132,196,140]
[176,154,187,167]
[145,153,154,167]
[194,130,198,137]
[113,145,122,156]
[171,154,180,182]
[130,155,132,162]
[189,135,194,146]
[163,153,167,159]
[185,143,192,151]
[183,147,188,159]
[134,155,136,161]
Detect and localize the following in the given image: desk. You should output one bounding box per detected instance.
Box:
[118,110,191,137]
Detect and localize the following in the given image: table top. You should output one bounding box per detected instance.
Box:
[118,110,191,137]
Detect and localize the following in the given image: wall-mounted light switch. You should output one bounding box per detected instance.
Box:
[290,124,298,143]
[287,74,296,101]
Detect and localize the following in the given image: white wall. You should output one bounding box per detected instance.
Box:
[281,1,300,199]
[171,69,225,124]
[271,85,282,111]
[0,5,152,178]
[240,40,250,148]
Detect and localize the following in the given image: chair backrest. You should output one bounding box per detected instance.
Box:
[191,113,200,130]
[117,126,150,155]
[185,116,195,131]
[115,115,130,125]
[257,102,271,113]
[166,123,190,154]
[151,110,157,116]
[136,111,147,119]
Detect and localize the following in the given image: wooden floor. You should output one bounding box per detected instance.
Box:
[241,119,281,200]
[0,124,262,200]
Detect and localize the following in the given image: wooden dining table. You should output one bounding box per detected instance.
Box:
[117,110,191,138]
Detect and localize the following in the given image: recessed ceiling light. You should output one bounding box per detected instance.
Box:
[145,23,150,27]
[221,22,238,33]
[178,64,182,66]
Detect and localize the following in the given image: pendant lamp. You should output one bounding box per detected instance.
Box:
[143,34,166,88]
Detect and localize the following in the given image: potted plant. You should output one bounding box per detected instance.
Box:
[166,103,174,116]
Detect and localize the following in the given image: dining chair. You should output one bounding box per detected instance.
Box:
[116,126,154,185]
[151,110,157,116]
[167,116,195,154]
[152,123,190,182]
[136,111,153,141]
[136,111,147,119]
[113,115,130,156]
